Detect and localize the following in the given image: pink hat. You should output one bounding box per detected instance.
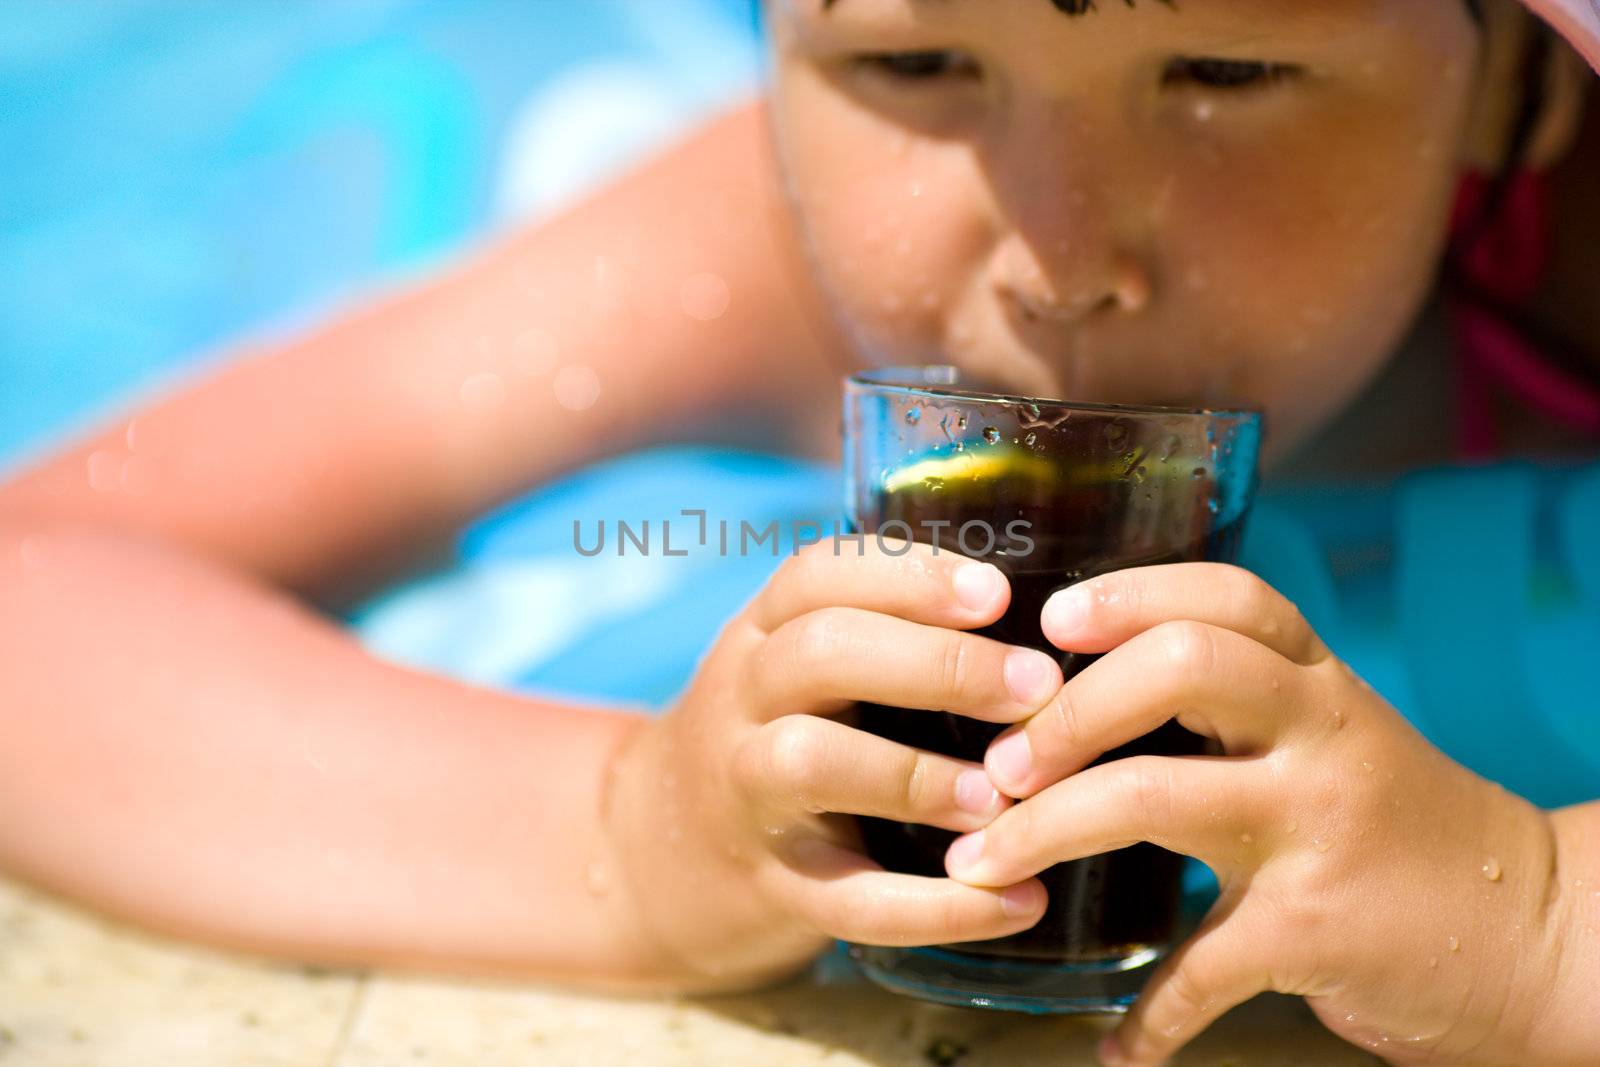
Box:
[1526,0,1600,70]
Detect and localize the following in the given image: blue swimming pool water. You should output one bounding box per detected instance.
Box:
[1,0,760,466]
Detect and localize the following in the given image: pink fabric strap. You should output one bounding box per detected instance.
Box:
[1524,0,1600,72]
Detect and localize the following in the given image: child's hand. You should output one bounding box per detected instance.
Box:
[601,541,1062,989]
[942,563,1570,1067]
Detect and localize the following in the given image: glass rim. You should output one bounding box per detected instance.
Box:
[847,366,1263,422]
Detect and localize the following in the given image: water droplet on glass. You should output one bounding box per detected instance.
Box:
[1159,434,1182,461]
[983,427,1001,445]
[1024,432,1038,448]
[1192,467,1207,481]
[1104,422,1128,448]
[1131,465,1147,484]
[924,477,946,493]
[957,412,969,431]
[905,406,922,426]
[1481,857,1502,882]
[1207,498,1221,515]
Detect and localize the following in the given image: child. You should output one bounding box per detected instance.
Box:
[1,2,1597,1064]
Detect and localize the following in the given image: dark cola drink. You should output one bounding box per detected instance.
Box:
[853,444,1244,963]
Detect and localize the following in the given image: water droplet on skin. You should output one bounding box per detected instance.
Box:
[18,537,46,573]
[881,293,904,315]
[1315,838,1333,853]
[1239,833,1253,844]
[1448,936,1461,952]
[552,364,602,412]
[675,271,732,321]
[983,427,1001,445]
[1361,761,1374,773]
[1286,820,1299,835]
[905,406,922,426]
[459,372,508,413]
[894,238,912,256]
[1332,708,1345,729]
[1193,100,1216,122]
[1482,857,1502,882]
[584,861,611,896]
[908,179,924,198]
[87,450,122,493]
[919,290,939,311]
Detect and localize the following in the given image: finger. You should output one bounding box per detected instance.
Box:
[945,755,1268,885]
[986,621,1298,798]
[735,715,1010,832]
[777,836,1047,947]
[1042,563,1329,668]
[1102,903,1266,1067]
[747,538,1010,634]
[752,607,1062,722]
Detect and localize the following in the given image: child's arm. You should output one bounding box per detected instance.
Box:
[0,516,672,987]
[0,524,1055,990]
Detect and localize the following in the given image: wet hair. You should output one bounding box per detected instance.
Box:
[820,0,1481,16]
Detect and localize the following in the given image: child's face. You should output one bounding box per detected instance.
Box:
[766,0,1484,458]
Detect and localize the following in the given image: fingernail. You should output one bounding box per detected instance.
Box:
[987,729,1032,789]
[1000,881,1043,918]
[1096,1034,1127,1066]
[1003,649,1059,706]
[954,561,1005,613]
[954,769,1001,815]
[946,830,985,876]
[1043,585,1092,639]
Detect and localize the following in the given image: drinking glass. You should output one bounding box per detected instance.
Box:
[843,366,1263,1014]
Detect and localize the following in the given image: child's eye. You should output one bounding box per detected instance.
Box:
[1163,57,1302,91]
[853,50,982,83]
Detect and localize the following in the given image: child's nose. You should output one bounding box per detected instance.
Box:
[991,235,1151,324]
[982,103,1153,322]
